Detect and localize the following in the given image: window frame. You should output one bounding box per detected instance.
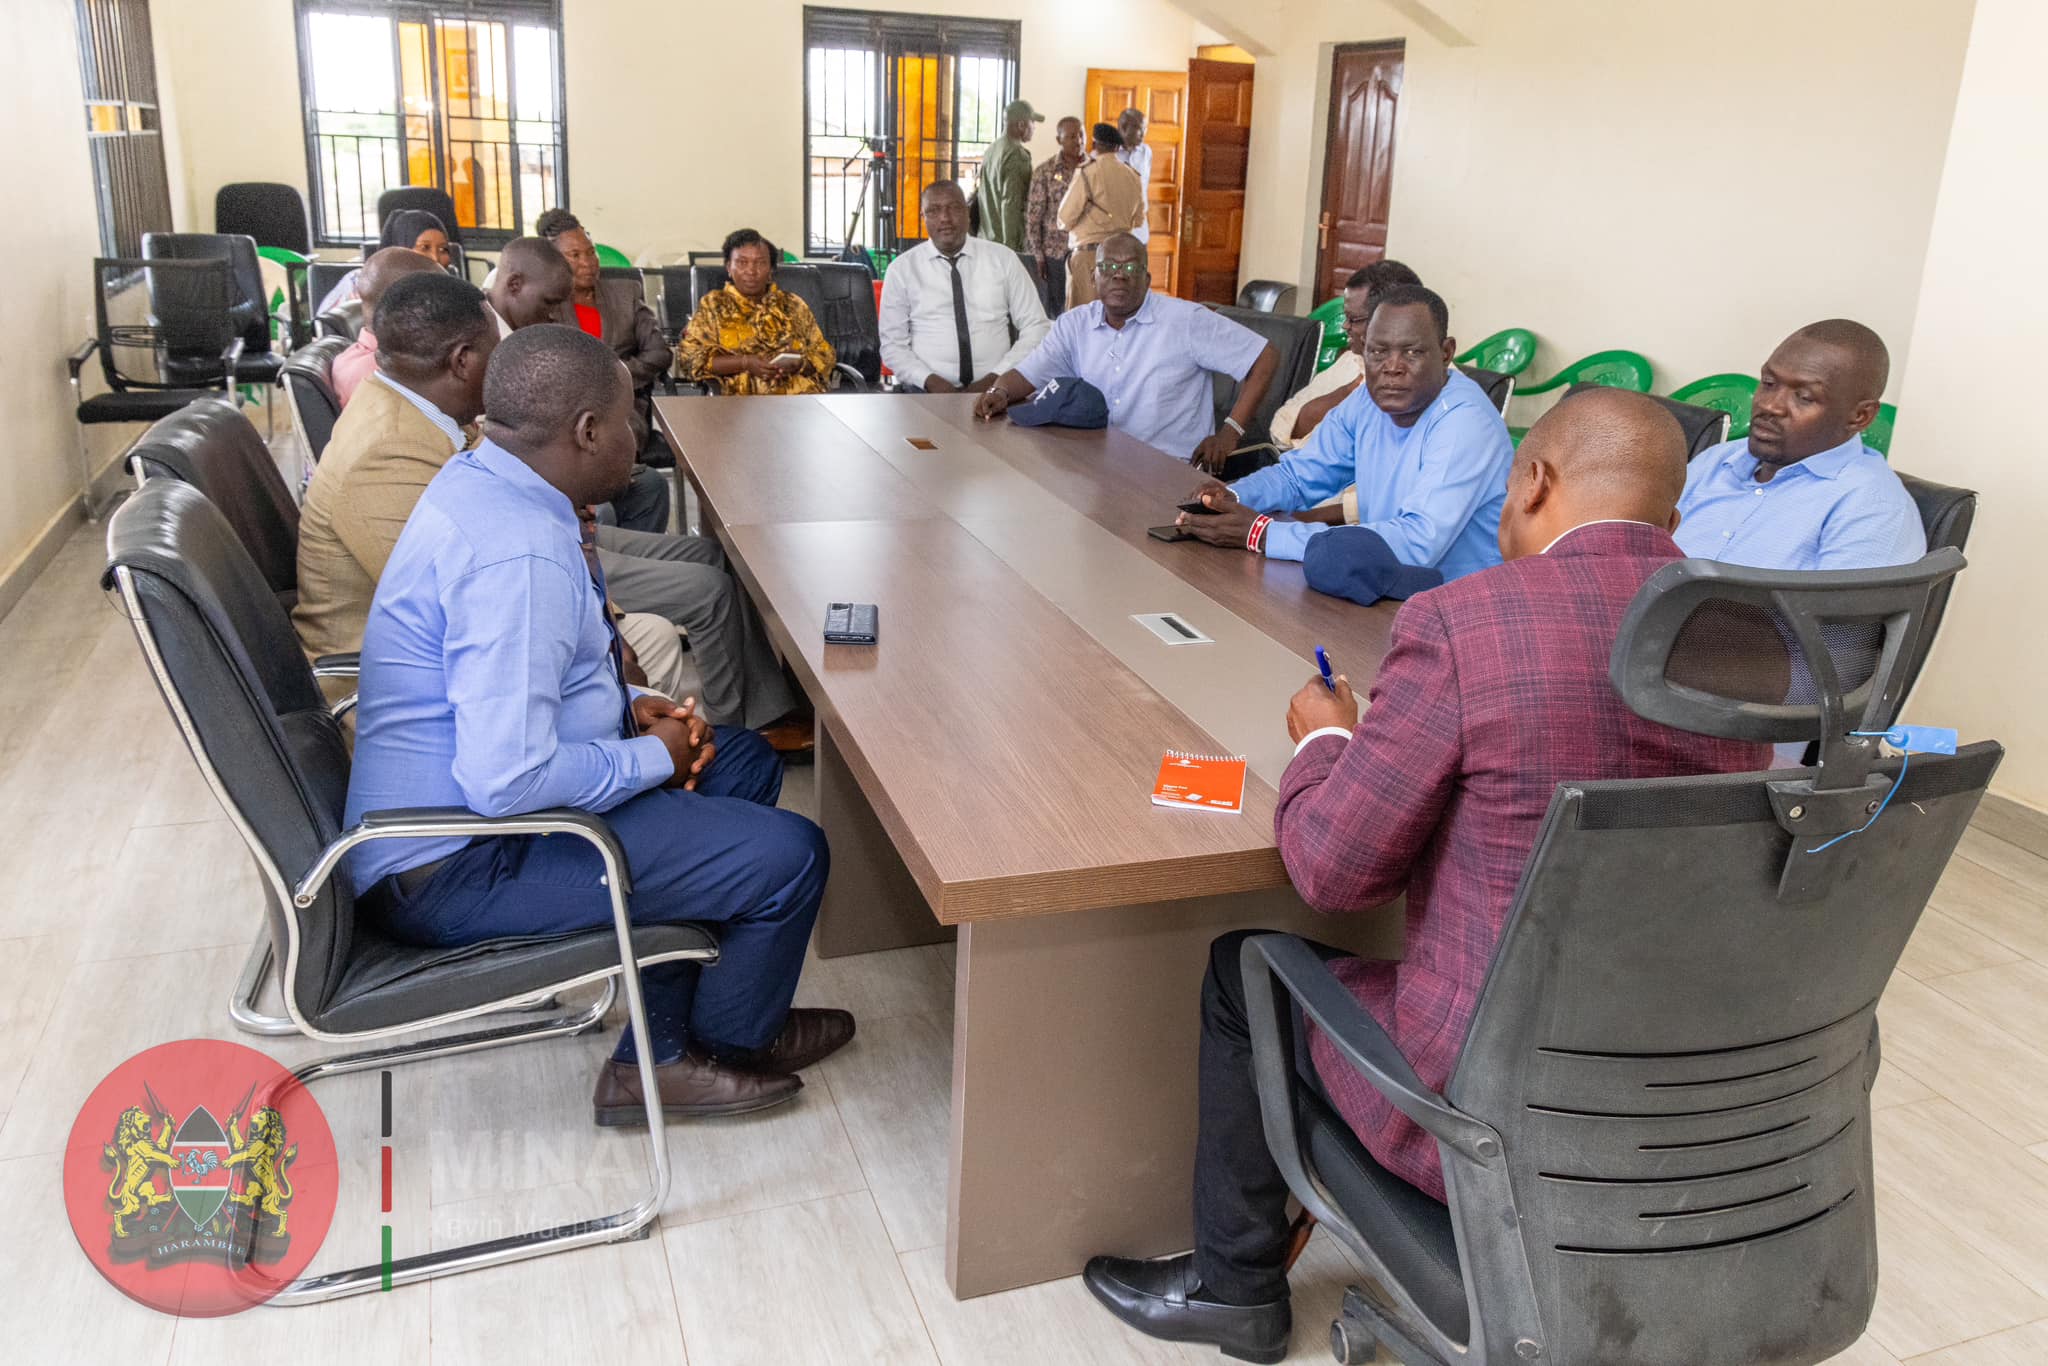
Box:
[292,0,570,250]
[801,5,1021,258]
[74,0,174,259]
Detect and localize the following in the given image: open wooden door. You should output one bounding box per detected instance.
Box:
[1316,42,1403,303]
[1177,57,1254,305]
[1083,68,1186,287]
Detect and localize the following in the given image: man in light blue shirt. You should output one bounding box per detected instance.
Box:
[1676,320,1924,571]
[1177,284,1514,578]
[347,325,851,1121]
[975,232,1278,468]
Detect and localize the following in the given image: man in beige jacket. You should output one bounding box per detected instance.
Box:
[294,270,809,752]
[1057,123,1146,309]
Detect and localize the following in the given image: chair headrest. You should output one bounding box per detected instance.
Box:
[282,334,352,384]
[1611,549,1965,788]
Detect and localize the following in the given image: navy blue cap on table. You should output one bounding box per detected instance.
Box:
[1301,525,1444,605]
[1010,376,1109,430]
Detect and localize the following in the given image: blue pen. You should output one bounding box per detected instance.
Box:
[1315,645,1336,692]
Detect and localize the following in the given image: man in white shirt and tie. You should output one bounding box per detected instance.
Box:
[881,181,1050,392]
[1117,108,1153,245]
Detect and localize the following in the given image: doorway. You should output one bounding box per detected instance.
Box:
[1084,68,1186,289]
[1315,41,1404,304]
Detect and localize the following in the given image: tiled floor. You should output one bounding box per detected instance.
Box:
[4,512,2046,1363]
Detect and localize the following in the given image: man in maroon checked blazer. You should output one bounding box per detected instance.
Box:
[1087,389,1772,1363]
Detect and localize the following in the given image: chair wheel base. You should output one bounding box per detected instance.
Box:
[1331,1285,1441,1365]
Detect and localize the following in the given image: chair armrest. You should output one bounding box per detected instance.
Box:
[1242,934,1498,1162]
[219,335,246,391]
[311,652,360,679]
[291,805,631,910]
[68,337,100,382]
[831,362,870,392]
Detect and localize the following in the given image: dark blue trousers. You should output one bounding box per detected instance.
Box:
[375,727,827,1064]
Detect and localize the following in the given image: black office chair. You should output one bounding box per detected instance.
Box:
[1242,549,1998,1366]
[814,261,884,389]
[1562,382,1728,462]
[142,233,286,394]
[377,187,464,243]
[1237,280,1299,315]
[127,398,301,605]
[1208,305,1321,477]
[104,478,714,1302]
[280,335,351,469]
[308,259,357,317]
[1457,364,1514,416]
[315,299,363,342]
[68,257,242,519]
[215,182,313,256]
[672,263,866,392]
[1893,473,1976,708]
[655,264,694,346]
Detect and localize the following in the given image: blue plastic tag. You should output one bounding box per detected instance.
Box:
[1883,725,1958,755]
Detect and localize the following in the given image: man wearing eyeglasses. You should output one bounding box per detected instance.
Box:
[1178,284,1514,578]
[974,233,1279,471]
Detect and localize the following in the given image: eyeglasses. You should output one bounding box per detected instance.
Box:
[1096,260,1146,278]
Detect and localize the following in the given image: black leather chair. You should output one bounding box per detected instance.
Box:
[1208,305,1321,462]
[1562,381,1728,462]
[126,399,301,605]
[142,233,285,391]
[68,257,242,519]
[215,182,312,255]
[656,264,695,346]
[308,259,357,316]
[1457,365,1514,415]
[104,478,715,1302]
[815,261,884,388]
[1894,473,1976,708]
[1243,549,1998,1365]
[315,299,364,342]
[281,336,351,469]
[1237,280,1298,314]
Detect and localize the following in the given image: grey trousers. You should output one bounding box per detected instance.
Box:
[594,525,797,729]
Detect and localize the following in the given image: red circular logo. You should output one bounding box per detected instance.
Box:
[63,1039,339,1316]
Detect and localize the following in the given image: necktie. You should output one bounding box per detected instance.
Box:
[581,513,636,740]
[943,252,974,387]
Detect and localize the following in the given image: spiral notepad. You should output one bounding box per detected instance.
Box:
[1151,751,1248,814]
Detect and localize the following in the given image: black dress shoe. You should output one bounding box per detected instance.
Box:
[1083,1252,1290,1364]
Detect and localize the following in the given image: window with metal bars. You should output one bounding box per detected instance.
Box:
[293,0,567,247]
[74,0,174,259]
[803,6,1020,260]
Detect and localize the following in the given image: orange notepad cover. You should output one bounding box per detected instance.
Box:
[1151,751,1248,814]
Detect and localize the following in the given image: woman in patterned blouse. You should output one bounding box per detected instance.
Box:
[674,228,836,395]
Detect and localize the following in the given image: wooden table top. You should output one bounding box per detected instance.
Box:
[655,393,1399,921]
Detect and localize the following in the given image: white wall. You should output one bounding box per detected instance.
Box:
[1236,0,1974,396]
[0,0,124,602]
[149,0,1199,258]
[1893,0,2048,808]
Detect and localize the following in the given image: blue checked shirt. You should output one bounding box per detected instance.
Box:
[344,439,674,893]
[1228,367,1514,572]
[1014,292,1268,460]
[1674,435,1925,571]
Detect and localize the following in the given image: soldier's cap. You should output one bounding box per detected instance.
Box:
[1005,99,1046,124]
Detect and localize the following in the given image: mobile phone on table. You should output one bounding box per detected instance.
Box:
[1147,524,1193,542]
[1176,499,1222,516]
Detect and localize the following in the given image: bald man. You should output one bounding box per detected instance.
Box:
[331,246,444,406]
[1676,320,1924,571]
[1084,389,1772,1363]
[485,236,574,335]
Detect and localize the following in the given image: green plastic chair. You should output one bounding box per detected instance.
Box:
[1669,373,1758,440]
[255,245,312,348]
[1863,402,1897,457]
[1509,349,1653,444]
[1307,295,1347,373]
[594,242,633,269]
[1454,328,1537,378]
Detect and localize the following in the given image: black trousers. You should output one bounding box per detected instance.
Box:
[1193,929,1348,1304]
[1037,255,1067,320]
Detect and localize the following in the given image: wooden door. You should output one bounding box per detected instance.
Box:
[1176,58,1254,304]
[1083,68,1186,288]
[1316,42,1403,303]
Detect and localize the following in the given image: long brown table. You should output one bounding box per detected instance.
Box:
[656,393,1404,1298]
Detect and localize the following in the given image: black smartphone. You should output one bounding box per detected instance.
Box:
[1147,524,1193,542]
[1176,499,1222,516]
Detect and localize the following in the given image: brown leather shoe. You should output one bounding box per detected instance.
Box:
[744,1007,856,1075]
[757,714,815,763]
[591,1053,801,1126]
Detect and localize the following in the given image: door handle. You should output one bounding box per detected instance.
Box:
[1317,213,1333,251]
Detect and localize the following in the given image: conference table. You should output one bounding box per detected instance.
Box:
[655,392,1406,1299]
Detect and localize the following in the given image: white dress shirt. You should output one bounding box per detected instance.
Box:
[1117,142,1154,244]
[879,238,1050,391]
